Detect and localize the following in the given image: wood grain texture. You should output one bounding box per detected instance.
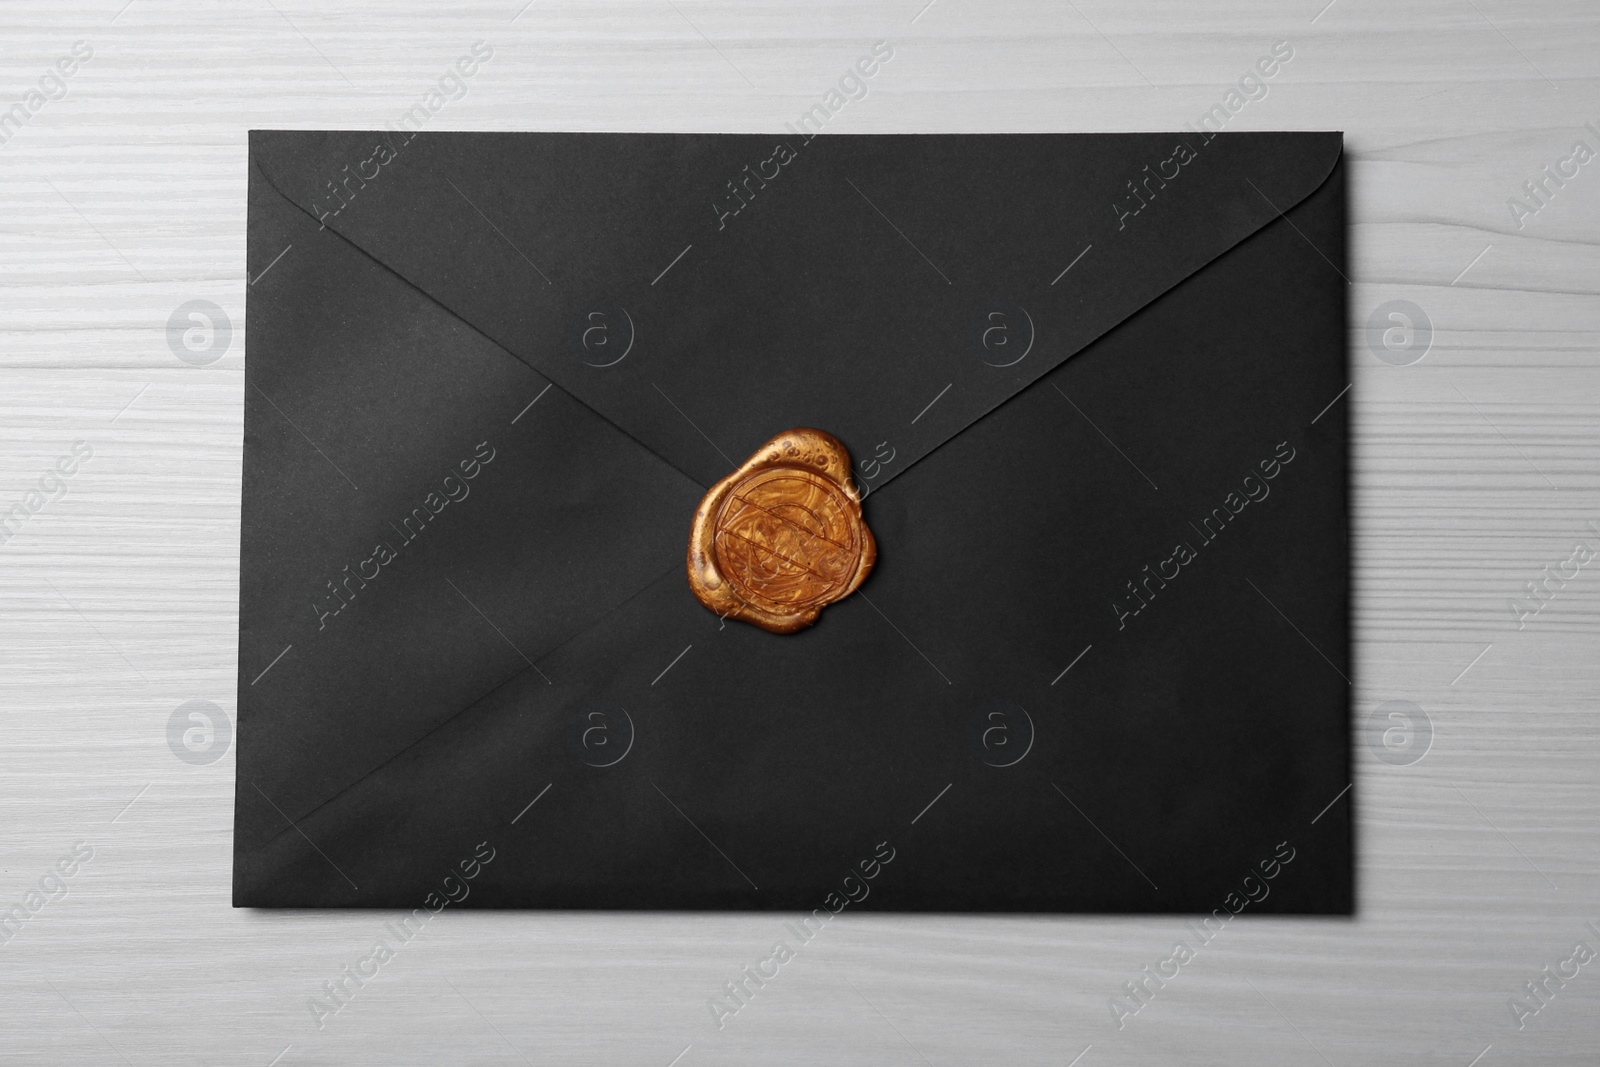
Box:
[1,0,1597,1063]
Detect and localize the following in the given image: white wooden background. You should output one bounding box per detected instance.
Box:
[1,0,1597,1063]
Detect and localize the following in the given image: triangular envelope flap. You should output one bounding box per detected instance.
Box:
[251,131,1341,489]
[238,150,703,850]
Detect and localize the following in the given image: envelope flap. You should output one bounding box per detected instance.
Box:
[250,130,1341,489]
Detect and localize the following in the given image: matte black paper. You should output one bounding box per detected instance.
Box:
[238,131,1351,912]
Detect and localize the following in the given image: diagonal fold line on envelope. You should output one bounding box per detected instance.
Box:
[248,557,685,853]
[250,157,719,493]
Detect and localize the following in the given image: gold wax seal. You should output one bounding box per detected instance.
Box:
[687,428,876,634]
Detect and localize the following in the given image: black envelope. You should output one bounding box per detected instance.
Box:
[238,130,1351,912]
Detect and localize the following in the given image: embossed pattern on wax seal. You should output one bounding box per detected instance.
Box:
[687,428,876,634]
